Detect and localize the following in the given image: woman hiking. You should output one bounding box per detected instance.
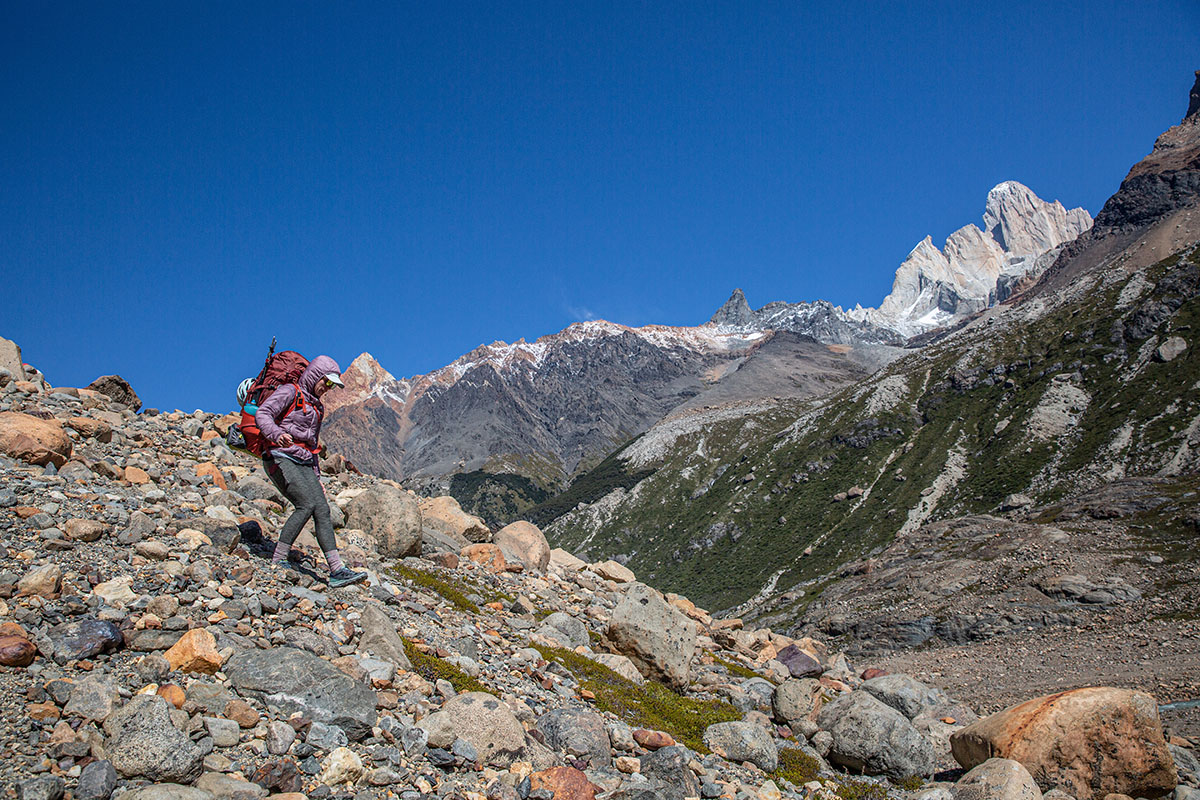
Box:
[255,355,368,588]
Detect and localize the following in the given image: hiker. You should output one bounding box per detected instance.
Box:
[254,355,368,588]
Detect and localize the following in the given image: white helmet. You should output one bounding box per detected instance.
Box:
[237,378,255,407]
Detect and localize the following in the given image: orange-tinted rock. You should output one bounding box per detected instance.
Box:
[861,668,888,680]
[493,520,550,573]
[529,766,601,800]
[14,506,42,519]
[429,552,459,569]
[64,519,110,542]
[461,543,508,574]
[0,634,36,667]
[164,628,223,674]
[0,622,27,638]
[200,429,220,441]
[195,462,227,490]
[28,702,60,721]
[0,412,72,467]
[123,466,151,485]
[157,683,186,708]
[633,728,675,749]
[951,687,1178,800]
[225,698,260,728]
[65,417,113,442]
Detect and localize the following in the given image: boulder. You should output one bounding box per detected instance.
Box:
[702,720,779,771]
[529,767,603,800]
[593,559,635,583]
[952,758,1043,800]
[535,708,612,767]
[0,634,36,667]
[816,691,937,779]
[44,618,124,663]
[103,694,204,783]
[461,543,507,573]
[182,517,241,553]
[65,417,113,442]
[862,674,944,720]
[549,548,587,573]
[493,520,550,573]
[950,687,1177,800]
[536,611,590,650]
[775,644,823,678]
[0,336,25,381]
[590,652,645,685]
[605,583,697,691]
[318,747,364,786]
[345,484,422,558]
[773,678,823,724]
[63,675,120,722]
[86,374,141,411]
[164,629,223,674]
[357,602,412,672]
[194,773,267,800]
[640,745,701,800]
[417,692,526,767]
[0,412,72,467]
[64,519,110,542]
[15,777,64,800]
[76,760,117,800]
[419,496,490,542]
[18,564,62,598]
[118,786,213,800]
[1155,336,1188,362]
[235,475,281,503]
[225,646,377,740]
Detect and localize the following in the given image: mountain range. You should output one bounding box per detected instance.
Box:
[323,179,1092,521]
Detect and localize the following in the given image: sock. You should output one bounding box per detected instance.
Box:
[325,550,344,573]
[272,542,290,564]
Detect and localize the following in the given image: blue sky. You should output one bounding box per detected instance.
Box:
[4,2,1198,412]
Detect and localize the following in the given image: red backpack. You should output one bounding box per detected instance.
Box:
[228,341,310,457]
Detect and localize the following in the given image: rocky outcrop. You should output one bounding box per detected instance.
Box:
[343,483,423,558]
[86,374,141,411]
[0,411,72,467]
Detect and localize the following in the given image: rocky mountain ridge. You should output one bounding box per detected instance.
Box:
[325,182,1088,518]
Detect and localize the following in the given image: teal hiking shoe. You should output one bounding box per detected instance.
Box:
[328,567,368,588]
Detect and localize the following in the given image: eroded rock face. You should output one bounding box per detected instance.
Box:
[225,647,377,740]
[604,583,697,691]
[345,484,422,558]
[0,412,72,467]
[950,687,1177,800]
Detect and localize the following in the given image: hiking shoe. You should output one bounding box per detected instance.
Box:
[328,567,368,588]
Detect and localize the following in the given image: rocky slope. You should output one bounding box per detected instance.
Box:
[543,73,1200,637]
[0,358,1196,800]
[323,182,1086,521]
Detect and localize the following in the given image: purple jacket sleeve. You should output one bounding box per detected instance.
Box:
[255,384,297,444]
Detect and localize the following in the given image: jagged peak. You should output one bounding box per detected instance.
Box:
[709,288,756,327]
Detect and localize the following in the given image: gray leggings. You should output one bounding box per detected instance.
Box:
[264,457,337,553]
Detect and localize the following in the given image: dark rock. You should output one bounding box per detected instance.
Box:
[775,644,823,678]
[183,517,241,554]
[250,759,304,794]
[640,745,701,800]
[17,776,65,800]
[86,375,141,411]
[76,760,117,800]
[127,629,183,651]
[44,618,123,663]
[225,646,377,740]
[103,694,204,783]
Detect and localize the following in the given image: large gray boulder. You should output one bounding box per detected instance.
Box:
[862,673,945,720]
[816,690,937,779]
[952,758,1043,800]
[702,720,778,771]
[345,484,422,558]
[604,583,697,691]
[535,708,612,767]
[102,695,204,783]
[358,602,412,672]
[536,611,589,650]
[773,678,822,724]
[225,647,377,740]
[640,745,701,800]
[417,692,526,767]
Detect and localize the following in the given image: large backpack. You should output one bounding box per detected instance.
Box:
[227,340,309,456]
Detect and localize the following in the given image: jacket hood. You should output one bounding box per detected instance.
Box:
[299,355,342,396]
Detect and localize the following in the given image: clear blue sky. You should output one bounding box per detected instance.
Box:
[4,2,1198,412]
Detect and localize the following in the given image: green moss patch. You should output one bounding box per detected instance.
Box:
[711,654,769,683]
[772,746,821,785]
[390,563,479,613]
[402,638,493,694]
[532,644,740,752]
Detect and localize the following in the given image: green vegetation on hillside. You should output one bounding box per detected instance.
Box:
[546,247,1200,620]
